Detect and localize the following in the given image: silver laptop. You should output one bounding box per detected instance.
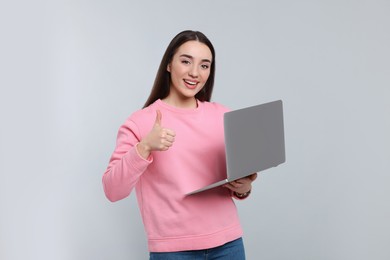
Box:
[186,100,286,195]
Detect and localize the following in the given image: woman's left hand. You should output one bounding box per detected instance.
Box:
[223,173,258,194]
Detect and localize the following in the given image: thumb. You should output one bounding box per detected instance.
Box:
[154,110,162,126]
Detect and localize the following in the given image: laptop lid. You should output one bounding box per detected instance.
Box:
[224,99,285,180]
[186,100,286,195]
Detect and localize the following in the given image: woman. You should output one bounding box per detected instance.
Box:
[102,30,257,259]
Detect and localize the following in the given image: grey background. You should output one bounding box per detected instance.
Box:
[1,0,389,259]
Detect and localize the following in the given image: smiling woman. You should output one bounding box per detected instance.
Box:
[143,30,216,109]
[102,30,257,260]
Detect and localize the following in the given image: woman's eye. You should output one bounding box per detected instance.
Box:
[201,64,209,69]
[181,60,190,65]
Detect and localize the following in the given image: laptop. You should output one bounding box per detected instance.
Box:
[186,100,286,195]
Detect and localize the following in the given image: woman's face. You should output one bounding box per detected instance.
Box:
[166,40,212,107]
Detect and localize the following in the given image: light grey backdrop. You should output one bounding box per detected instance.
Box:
[1,0,389,259]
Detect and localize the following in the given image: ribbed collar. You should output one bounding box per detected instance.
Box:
[154,99,203,114]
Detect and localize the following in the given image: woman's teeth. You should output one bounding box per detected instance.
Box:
[184,80,196,85]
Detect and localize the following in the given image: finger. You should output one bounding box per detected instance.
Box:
[250,173,258,181]
[160,145,169,151]
[234,178,249,184]
[161,129,175,140]
[158,141,172,150]
[224,182,244,191]
[162,136,174,145]
[228,181,242,188]
[164,134,175,142]
[239,173,257,182]
[154,110,162,126]
[162,140,175,151]
[165,128,176,137]
[223,183,235,190]
[236,174,256,183]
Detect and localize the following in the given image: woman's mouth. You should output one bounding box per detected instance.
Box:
[183,79,198,89]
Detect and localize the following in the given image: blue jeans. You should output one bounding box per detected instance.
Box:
[149,237,245,260]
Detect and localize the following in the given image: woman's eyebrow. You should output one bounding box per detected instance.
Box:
[180,54,211,63]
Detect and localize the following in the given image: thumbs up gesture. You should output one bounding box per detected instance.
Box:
[137,110,176,159]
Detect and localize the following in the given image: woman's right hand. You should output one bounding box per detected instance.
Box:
[137,110,176,159]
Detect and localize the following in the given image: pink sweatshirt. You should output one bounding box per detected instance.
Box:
[102,99,243,252]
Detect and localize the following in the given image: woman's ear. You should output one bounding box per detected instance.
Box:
[167,63,171,72]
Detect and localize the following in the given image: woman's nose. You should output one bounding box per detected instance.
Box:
[188,65,199,77]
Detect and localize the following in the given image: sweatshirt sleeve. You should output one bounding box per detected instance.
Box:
[102,118,152,202]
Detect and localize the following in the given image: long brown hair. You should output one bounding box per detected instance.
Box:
[143,30,216,108]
